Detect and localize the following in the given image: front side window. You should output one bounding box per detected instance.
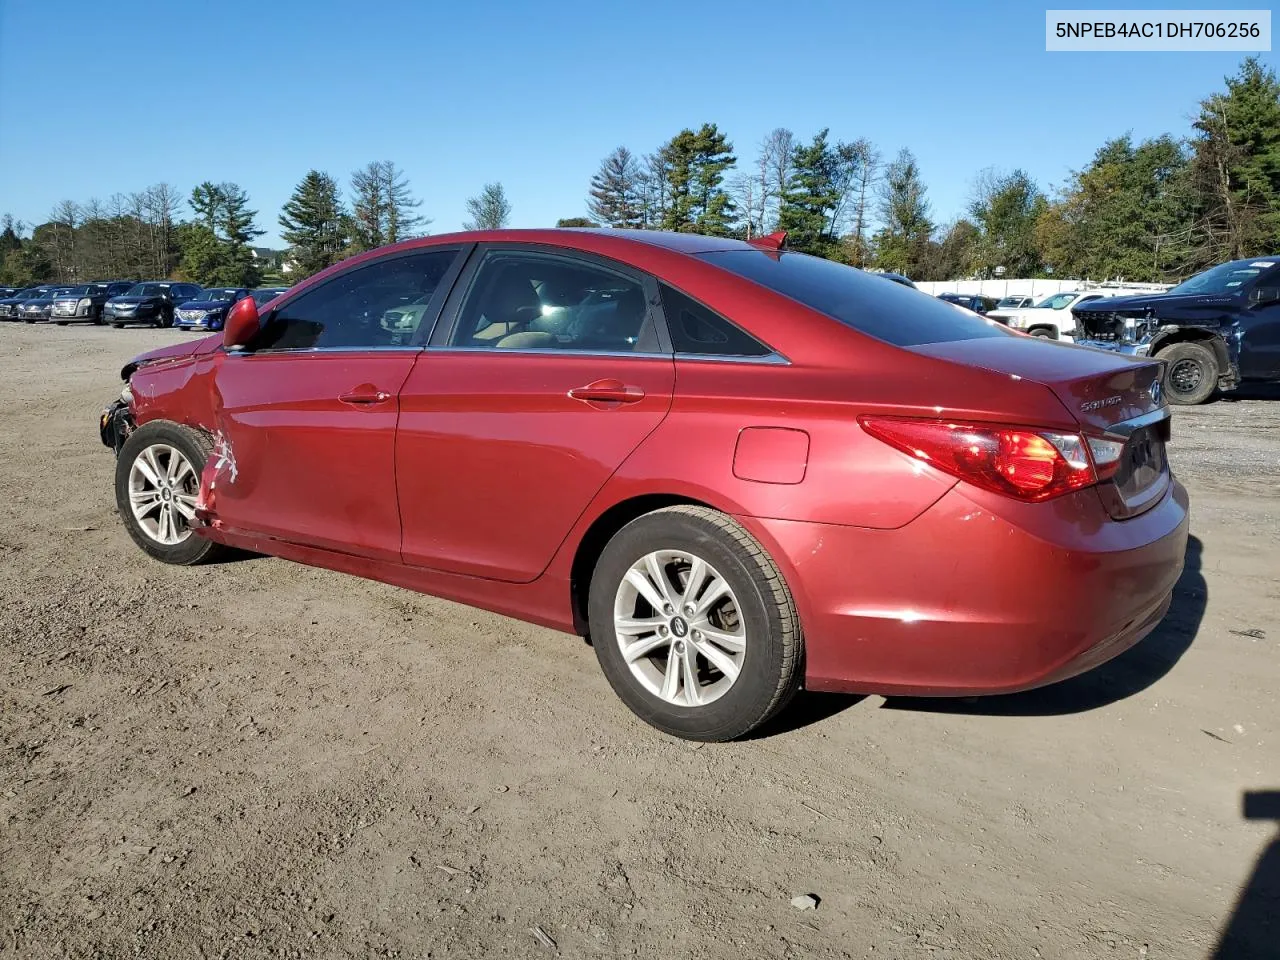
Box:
[660,284,772,357]
[254,249,458,351]
[450,250,657,353]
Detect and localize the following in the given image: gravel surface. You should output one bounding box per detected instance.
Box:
[1,324,1277,959]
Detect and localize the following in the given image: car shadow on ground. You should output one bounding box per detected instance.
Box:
[1216,382,1280,402]
[769,535,1206,730]
[1212,790,1280,959]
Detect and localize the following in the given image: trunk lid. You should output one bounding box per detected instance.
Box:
[911,333,1170,518]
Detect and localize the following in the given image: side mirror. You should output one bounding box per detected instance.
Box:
[223,296,261,350]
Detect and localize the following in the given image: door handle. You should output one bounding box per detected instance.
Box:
[568,379,645,405]
[339,385,393,405]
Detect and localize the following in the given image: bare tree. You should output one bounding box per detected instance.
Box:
[729,172,759,238]
[45,200,81,281]
[760,128,795,232]
[144,183,183,278]
[637,152,670,229]
[350,161,426,250]
[846,139,881,267]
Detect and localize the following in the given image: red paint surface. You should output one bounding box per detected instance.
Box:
[123,228,1189,696]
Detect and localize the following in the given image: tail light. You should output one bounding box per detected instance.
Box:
[860,417,1102,503]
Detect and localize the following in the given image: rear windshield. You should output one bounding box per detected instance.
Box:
[699,250,1007,346]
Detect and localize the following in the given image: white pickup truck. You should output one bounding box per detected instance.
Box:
[989,288,1156,341]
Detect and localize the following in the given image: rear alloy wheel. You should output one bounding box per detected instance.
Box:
[115,422,228,565]
[1158,341,1218,405]
[588,505,801,741]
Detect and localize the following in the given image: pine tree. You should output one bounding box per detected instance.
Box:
[588,147,643,228]
[658,124,736,235]
[463,183,511,230]
[279,171,350,278]
[180,182,263,285]
[778,130,840,254]
[220,184,264,286]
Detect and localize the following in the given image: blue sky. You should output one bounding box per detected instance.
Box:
[0,0,1274,247]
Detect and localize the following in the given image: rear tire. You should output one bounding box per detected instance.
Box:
[587,505,801,741]
[1157,341,1217,406]
[55,321,68,326]
[115,421,228,566]
[111,323,124,329]
[1029,327,1056,339]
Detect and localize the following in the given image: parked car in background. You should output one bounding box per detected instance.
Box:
[18,286,77,322]
[0,286,17,298]
[0,285,60,319]
[51,281,136,324]
[104,282,204,328]
[173,287,251,331]
[1074,256,1280,405]
[995,295,1036,311]
[250,286,290,308]
[937,292,999,315]
[98,228,1187,742]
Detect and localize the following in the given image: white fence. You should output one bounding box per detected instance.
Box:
[911,278,1171,299]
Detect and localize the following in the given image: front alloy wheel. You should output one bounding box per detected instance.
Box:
[115,421,227,565]
[127,443,198,545]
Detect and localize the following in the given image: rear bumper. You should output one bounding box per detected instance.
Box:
[754,479,1190,696]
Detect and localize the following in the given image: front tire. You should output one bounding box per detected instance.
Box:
[115,422,227,565]
[1157,341,1218,405]
[588,505,801,741]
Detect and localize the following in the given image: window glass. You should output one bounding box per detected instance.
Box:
[659,284,772,356]
[451,251,656,353]
[701,250,1007,347]
[255,250,458,350]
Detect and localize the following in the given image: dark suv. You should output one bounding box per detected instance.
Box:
[938,292,999,315]
[51,281,137,324]
[104,282,204,328]
[1074,257,1280,404]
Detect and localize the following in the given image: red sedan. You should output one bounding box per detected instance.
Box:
[100,229,1189,741]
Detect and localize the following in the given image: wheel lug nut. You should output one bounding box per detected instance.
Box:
[663,604,674,615]
[658,626,668,636]
[691,630,701,641]
[684,604,695,616]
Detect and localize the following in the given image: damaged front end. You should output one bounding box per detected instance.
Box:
[100,384,136,454]
[1073,308,1161,357]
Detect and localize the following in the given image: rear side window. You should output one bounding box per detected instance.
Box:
[659,284,772,357]
[700,250,1009,347]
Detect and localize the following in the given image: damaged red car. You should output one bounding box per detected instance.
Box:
[100,229,1189,741]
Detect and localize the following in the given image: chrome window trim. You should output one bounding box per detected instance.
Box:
[418,346,790,365]
[229,345,424,357]
[674,351,790,366]
[425,346,671,361]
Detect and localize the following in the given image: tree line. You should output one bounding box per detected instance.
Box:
[4,58,1278,289]
[566,57,1280,282]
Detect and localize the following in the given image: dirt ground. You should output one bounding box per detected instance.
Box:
[1,323,1277,960]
